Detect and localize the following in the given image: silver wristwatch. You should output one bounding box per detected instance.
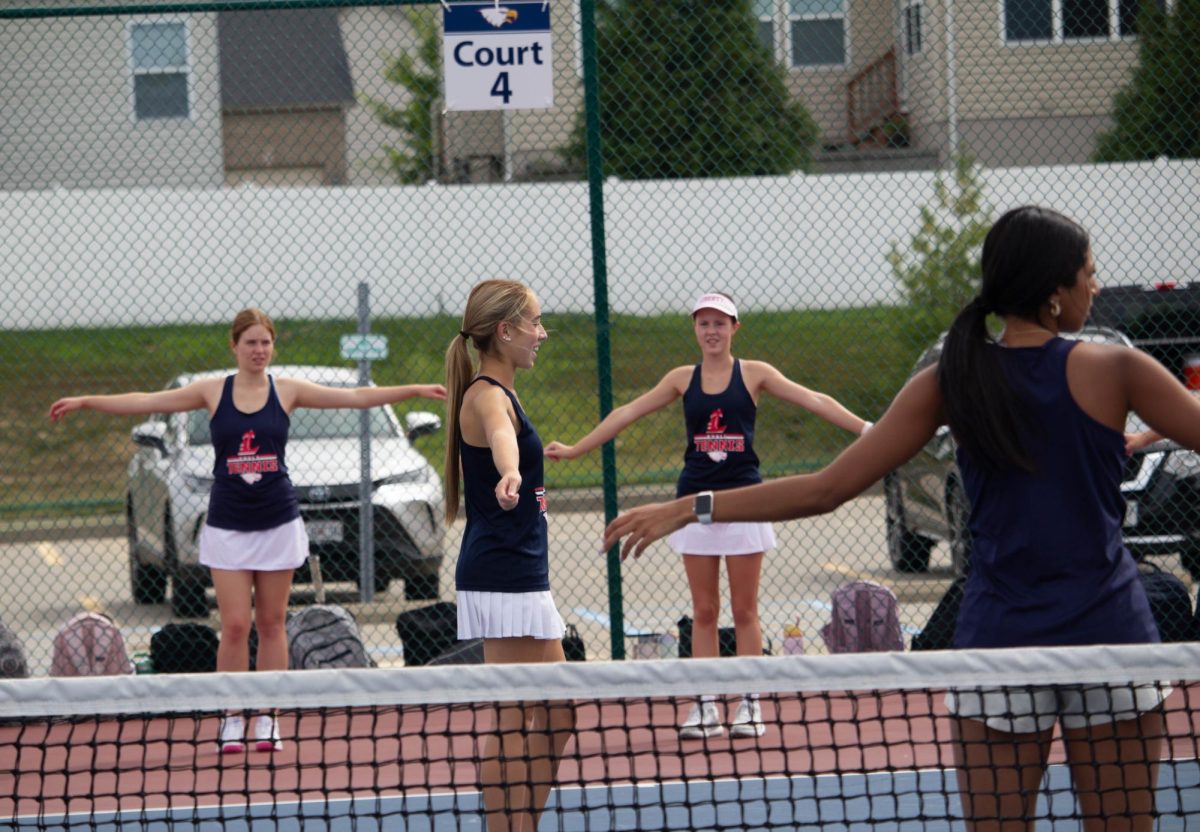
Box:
[693,490,714,525]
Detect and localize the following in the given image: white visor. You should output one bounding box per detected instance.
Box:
[691,293,738,319]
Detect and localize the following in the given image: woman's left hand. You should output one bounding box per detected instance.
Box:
[416,384,448,401]
[496,472,522,510]
[1124,430,1160,456]
[602,499,692,561]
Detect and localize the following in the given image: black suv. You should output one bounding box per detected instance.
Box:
[884,326,1200,580]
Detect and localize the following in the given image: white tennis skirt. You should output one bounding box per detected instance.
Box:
[199,516,309,572]
[457,590,566,640]
[667,521,776,556]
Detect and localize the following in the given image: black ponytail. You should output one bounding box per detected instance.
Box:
[938,296,1035,474]
[938,206,1089,475]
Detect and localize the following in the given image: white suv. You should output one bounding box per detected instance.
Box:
[125,366,445,617]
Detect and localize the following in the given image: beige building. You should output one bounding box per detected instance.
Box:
[431,0,1147,177]
[0,0,1149,190]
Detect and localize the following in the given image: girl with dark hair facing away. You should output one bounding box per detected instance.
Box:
[546,291,870,739]
[445,279,573,832]
[603,206,1200,831]
[49,308,446,753]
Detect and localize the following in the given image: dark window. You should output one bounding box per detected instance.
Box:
[792,18,845,65]
[134,75,189,119]
[1006,0,1053,40]
[130,22,189,120]
[1064,0,1111,38]
[905,3,923,54]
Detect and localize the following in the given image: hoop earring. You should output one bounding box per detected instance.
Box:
[1050,299,1061,318]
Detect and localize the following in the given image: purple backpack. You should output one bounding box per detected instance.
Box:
[820,580,904,653]
[51,612,134,677]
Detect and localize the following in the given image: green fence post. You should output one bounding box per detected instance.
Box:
[578,0,623,659]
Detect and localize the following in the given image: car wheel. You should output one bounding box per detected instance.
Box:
[163,508,208,618]
[884,473,932,573]
[128,495,166,605]
[404,572,440,601]
[946,479,973,576]
[1181,546,1200,582]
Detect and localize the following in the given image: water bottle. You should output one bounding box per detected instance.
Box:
[783,619,805,655]
[133,651,155,674]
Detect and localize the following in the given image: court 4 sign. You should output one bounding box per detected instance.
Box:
[443,1,553,111]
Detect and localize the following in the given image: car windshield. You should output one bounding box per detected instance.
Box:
[187,405,399,446]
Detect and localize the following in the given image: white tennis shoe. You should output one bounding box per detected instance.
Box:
[729,697,765,738]
[219,715,245,754]
[679,700,723,739]
[253,714,283,752]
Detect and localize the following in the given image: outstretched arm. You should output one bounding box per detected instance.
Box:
[49,380,214,422]
[474,386,523,510]
[281,379,447,412]
[545,367,689,460]
[753,361,870,435]
[603,366,944,559]
[1125,351,1200,452]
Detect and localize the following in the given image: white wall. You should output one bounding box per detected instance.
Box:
[3,158,1197,330]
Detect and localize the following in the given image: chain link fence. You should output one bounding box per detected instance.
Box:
[1,0,1197,675]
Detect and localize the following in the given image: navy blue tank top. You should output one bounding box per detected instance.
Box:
[953,338,1159,648]
[206,375,300,532]
[456,376,550,593]
[676,359,762,498]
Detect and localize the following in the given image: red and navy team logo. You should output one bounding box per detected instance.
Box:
[535,486,548,516]
[226,429,279,484]
[694,408,744,462]
[237,430,259,456]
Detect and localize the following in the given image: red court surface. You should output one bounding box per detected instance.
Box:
[2,685,1195,819]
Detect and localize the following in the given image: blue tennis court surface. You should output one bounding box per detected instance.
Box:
[16,760,1197,831]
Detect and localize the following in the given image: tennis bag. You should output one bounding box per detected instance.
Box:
[425,624,587,666]
[50,611,134,677]
[288,556,375,670]
[677,616,772,657]
[1137,561,1199,642]
[911,576,967,651]
[150,622,220,674]
[820,580,904,653]
[0,615,30,679]
[396,601,460,666]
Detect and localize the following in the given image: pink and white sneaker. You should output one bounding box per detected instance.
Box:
[252,714,283,752]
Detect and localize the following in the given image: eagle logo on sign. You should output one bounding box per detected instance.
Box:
[480,6,518,27]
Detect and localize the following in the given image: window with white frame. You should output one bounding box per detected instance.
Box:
[904,0,924,55]
[756,0,847,68]
[1005,0,1162,42]
[753,0,777,53]
[789,0,847,67]
[129,21,190,120]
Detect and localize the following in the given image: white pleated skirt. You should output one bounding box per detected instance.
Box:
[457,590,566,640]
[667,521,776,556]
[199,516,309,572]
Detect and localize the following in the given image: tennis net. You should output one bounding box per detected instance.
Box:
[1,642,1197,830]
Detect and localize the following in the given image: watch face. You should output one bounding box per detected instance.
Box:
[694,492,713,516]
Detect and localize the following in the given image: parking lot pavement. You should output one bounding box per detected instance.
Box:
[1,493,975,673]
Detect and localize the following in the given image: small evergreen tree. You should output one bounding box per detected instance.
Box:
[1094,0,1200,161]
[361,8,441,184]
[887,151,993,349]
[563,0,819,179]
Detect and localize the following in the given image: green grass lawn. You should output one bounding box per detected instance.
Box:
[1,307,924,517]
